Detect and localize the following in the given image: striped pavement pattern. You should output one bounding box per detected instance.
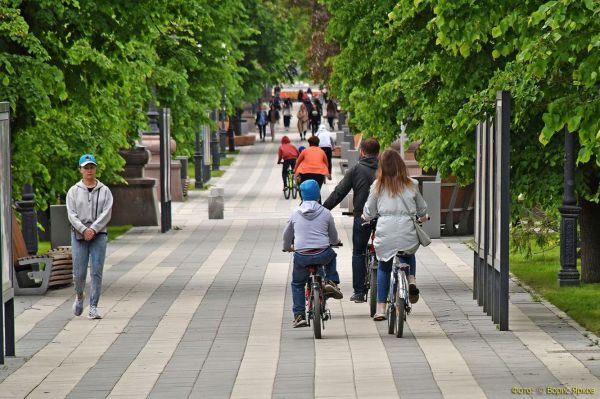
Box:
[1,118,599,398]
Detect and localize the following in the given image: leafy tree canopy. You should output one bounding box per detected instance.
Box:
[0,0,296,206]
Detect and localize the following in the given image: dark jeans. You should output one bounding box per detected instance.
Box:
[310,117,320,134]
[377,254,416,304]
[298,173,325,203]
[282,159,296,186]
[321,146,333,175]
[292,248,339,316]
[352,215,372,295]
[283,115,291,128]
[327,117,335,130]
[257,124,267,139]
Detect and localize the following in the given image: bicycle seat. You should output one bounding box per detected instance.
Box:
[396,263,410,271]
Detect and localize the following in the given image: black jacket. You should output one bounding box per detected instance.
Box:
[323,155,378,215]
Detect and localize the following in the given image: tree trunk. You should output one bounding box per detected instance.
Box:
[580,199,600,283]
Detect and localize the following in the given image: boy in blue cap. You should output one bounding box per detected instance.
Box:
[282,179,343,328]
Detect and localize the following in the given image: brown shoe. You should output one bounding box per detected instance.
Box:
[409,284,420,304]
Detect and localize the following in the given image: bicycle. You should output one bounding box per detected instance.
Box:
[386,251,412,338]
[283,243,341,339]
[364,220,378,317]
[279,161,298,200]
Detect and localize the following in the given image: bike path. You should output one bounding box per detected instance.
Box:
[0,116,598,398]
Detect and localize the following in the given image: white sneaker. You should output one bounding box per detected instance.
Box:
[73,295,84,316]
[88,306,102,319]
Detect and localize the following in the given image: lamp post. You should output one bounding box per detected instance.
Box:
[210,110,220,171]
[558,125,581,286]
[194,124,203,188]
[219,88,228,159]
[399,122,408,160]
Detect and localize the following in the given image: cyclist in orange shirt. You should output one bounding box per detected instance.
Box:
[294,136,330,201]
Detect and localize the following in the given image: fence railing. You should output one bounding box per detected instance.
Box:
[473,91,510,331]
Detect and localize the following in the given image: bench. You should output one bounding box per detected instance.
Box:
[440,176,475,235]
[11,213,54,295]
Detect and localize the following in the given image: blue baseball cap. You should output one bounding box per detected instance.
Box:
[300,179,320,201]
[79,154,97,167]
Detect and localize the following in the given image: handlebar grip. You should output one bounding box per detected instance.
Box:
[341,212,354,216]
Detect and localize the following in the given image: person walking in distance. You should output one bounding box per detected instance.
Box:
[323,138,380,303]
[297,102,309,141]
[362,149,428,320]
[282,98,293,132]
[255,103,268,142]
[67,154,113,319]
[268,103,280,142]
[326,99,338,130]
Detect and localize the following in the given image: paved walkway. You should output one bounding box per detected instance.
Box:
[1,119,600,398]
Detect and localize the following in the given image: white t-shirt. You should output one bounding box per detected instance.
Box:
[316,130,333,148]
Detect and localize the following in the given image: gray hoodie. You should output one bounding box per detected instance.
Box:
[66,180,113,235]
[282,201,339,253]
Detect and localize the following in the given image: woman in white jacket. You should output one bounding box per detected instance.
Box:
[362,149,427,320]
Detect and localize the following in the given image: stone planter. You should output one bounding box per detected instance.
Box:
[119,146,150,178]
[109,144,159,226]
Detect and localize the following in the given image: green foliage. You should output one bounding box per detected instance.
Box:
[1,0,295,208]
[323,0,600,213]
[510,207,560,258]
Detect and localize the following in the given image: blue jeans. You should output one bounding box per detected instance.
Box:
[377,254,416,304]
[72,233,108,307]
[292,248,339,316]
[352,215,372,295]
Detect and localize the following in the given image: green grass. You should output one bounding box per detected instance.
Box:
[188,154,236,179]
[510,244,600,337]
[37,225,132,255]
[211,170,225,178]
[220,157,235,166]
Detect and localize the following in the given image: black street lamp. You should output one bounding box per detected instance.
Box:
[210,110,220,171]
[194,124,203,188]
[558,125,581,286]
[219,88,228,159]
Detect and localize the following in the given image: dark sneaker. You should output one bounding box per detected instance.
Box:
[293,314,308,328]
[409,284,420,304]
[325,281,343,300]
[72,294,84,316]
[350,293,366,303]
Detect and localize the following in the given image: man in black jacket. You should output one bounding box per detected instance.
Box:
[323,138,380,302]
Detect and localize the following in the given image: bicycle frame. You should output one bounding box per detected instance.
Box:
[387,254,412,337]
[305,264,329,339]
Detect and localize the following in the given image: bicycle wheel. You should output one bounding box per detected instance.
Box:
[367,254,377,317]
[312,283,322,339]
[395,297,405,338]
[283,185,290,199]
[387,279,396,335]
[291,184,298,199]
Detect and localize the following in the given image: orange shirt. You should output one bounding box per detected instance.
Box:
[294,146,329,176]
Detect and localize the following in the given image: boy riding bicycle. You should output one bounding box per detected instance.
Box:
[282,179,343,328]
[277,135,299,189]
